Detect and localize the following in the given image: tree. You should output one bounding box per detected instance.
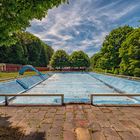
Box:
[8,43,25,64]
[0,32,54,67]
[119,28,140,76]
[90,26,140,77]
[90,53,101,68]
[50,50,69,69]
[38,43,54,67]
[0,45,10,63]
[101,26,133,71]
[44,44,54,63]
[0,0,67,46]
[69,51,90,68]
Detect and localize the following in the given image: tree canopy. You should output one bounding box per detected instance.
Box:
[0,32,54,67]
[119,28,140,76]
[100,26,133,70]
[69,51,90,68]
[50,50,69,69]
[50,50,90,69]
[90,26,140,77]
[0,0,67,46]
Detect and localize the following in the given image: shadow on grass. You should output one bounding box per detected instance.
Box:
[0,115,45,140]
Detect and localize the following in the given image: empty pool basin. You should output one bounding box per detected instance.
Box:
[0,72,140,105]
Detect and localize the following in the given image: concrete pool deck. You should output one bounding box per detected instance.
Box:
[0,105,140,140]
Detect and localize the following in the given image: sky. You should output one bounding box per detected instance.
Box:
[27,0,140,56]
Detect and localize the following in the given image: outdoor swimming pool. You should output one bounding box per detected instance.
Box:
[0,72,140,105]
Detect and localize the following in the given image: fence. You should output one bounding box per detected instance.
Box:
[0,63,49,72]
[0,63,87,72]
[0,63,22,72]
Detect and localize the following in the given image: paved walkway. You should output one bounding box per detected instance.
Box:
[0,105,140,140]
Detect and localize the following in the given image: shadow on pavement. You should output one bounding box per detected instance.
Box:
[0,115,45,140]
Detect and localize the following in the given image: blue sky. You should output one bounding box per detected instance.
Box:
[27,0,140,56]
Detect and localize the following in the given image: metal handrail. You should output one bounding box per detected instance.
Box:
[91,93,140,106]
[0,93,64,106]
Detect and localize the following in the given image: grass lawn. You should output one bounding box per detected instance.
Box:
[0,71,48,81]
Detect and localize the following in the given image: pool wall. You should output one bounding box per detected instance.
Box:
[0,73,50,95]
[89,72,140,93]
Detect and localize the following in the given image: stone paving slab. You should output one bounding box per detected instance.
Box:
[0,105,140,140]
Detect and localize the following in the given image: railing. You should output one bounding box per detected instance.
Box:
[90,93,140,106]
[1,93,140,106]
[0,94,64,106]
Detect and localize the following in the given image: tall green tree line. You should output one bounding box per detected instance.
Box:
[90,26,140,77]
[50,50,90,70]
[0,32,54,67]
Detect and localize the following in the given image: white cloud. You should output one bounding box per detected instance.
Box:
[27,0,140,56]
